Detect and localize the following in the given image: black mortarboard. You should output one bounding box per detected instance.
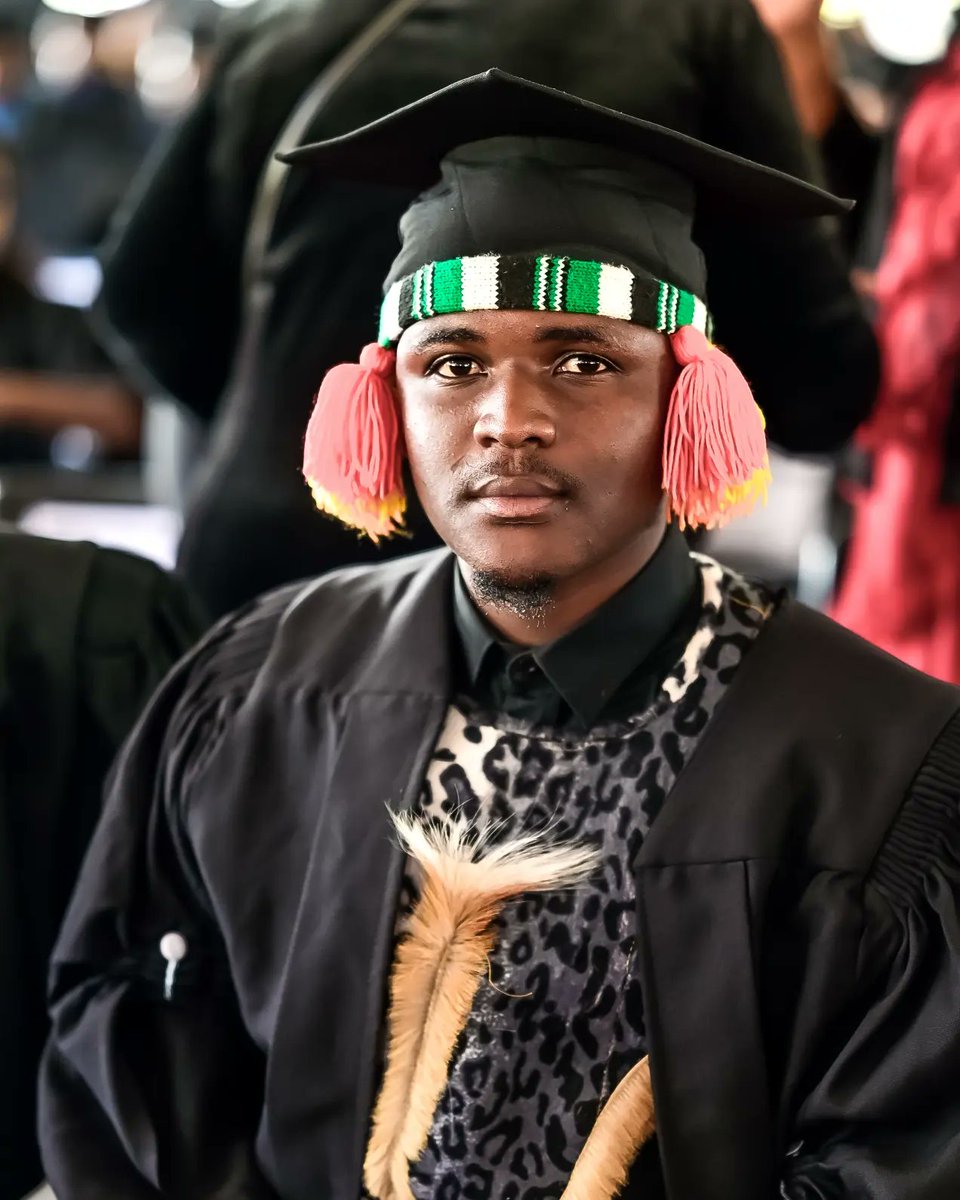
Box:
[282,70,848,347]
[281,68,845,214]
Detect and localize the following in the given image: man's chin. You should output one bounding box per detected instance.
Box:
[469,566,556,617]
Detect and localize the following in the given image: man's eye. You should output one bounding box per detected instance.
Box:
[556,353,615,376]
[429,356,484,378]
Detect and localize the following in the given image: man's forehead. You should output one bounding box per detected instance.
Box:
[399,311,657,353]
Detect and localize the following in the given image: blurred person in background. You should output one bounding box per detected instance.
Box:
[750,1,887,235]
[752,2,960,680]
[751,0,845,137]
[0,526,204,1200]
[749,0,911,247]
[0,135,141,465]
[188,11,220,92]
[831,28,960,680]
[98,0,879,619]
[18,5,159,257]
[0,15,34,140]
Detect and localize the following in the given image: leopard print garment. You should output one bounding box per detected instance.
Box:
[394,556,776,1200]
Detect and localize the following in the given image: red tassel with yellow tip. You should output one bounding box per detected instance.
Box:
[302,342,406,540]
[662,325,770,530]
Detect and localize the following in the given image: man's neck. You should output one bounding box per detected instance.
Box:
[460,525,668,647]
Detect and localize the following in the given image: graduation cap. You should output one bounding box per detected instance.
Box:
[286,70,849,540]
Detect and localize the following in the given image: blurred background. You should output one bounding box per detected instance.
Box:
[0,0,241,568]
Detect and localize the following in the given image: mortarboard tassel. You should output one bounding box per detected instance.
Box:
[363,813,599,1200]
[662,325,770,530]
[302,343,406,540]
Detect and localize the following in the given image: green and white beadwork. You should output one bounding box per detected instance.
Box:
[378,253,710,347]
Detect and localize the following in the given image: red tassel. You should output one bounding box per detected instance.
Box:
[302,343,406,540]
[662,326,770,530]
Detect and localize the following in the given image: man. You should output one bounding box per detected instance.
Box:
[18,6,158,257]
[97,0,878,617]
[0,138,142,465]
[40,75,960,1200]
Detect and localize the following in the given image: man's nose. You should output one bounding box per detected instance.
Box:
[472,373,557,450]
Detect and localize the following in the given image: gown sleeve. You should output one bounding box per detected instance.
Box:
[38,615,280,1199]
[694,0,879,455]
[782,711,960,1198]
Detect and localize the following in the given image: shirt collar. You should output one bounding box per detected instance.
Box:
[452,524,699,727]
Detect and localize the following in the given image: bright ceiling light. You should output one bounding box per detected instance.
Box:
[42,0,148,15]
[821,0,866,28]
[34,18,91,87]
[821,0,960,28]
[861,0,956,63]
[135,27,197,113]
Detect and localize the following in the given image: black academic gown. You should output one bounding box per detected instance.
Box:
[39,550,960,1200]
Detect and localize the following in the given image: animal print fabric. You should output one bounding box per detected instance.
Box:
[391,557,776,1200]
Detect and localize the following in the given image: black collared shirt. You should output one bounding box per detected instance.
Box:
[452,525,701,731]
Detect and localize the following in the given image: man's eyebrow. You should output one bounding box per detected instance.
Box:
[532,325,615,346]
[407,326,486,351]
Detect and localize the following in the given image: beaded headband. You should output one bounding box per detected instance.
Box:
[378,254,710,348]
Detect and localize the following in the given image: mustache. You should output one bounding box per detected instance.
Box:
[455,455,581,500]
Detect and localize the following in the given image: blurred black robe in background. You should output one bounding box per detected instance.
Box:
[0,530,204,1200]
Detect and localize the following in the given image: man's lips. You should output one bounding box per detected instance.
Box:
[467,475,566,519]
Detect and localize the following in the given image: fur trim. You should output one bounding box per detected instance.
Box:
[363,813,599,1200]
[560,1055,656,1200]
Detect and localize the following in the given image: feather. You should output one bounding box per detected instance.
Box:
[363,812,599,1200]
[560,1055,656,1200]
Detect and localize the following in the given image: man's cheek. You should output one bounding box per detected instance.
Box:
[405,419,467,476]
[399,403,431,466]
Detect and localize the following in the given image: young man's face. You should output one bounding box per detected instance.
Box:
[396,309,676,591]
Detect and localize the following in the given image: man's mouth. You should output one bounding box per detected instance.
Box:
[468,475,566,520]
